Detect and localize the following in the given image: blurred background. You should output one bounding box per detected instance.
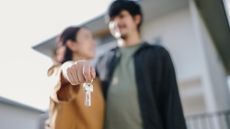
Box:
[0,0,230,129]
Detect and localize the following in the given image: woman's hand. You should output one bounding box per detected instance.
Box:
[61,60,96,85]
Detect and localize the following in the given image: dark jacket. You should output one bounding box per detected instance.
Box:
[96,42,187,129]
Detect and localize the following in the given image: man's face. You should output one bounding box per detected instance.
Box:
[109,10,140,39]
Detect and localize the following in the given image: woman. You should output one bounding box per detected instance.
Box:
[46,26,104,129]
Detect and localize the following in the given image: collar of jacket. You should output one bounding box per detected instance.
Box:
[111,41,150,57]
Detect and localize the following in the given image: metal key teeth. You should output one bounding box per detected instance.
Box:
[83,83,93,107]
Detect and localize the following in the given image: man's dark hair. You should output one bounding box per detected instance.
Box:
[107,0,143,31]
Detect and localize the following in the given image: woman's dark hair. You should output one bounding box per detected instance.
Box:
[107,0,143,31]
[59,26,82,64]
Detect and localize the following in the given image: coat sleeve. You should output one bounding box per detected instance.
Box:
[48,62,80,103]
[158,48,187,129]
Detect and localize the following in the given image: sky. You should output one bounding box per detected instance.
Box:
[0,0,111,111]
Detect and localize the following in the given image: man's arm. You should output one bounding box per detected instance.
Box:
[159,48,187,129]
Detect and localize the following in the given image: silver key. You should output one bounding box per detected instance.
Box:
[83,83,93,107]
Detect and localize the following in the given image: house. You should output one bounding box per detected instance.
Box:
[0,96,45,129]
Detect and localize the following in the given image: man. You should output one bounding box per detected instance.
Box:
[62,1,187,129]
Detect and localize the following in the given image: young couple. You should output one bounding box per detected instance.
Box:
[46,1,187,129]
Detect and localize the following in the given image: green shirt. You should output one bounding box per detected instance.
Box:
[105,43,143,129]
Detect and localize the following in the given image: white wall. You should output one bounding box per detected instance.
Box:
[142,7,202,82]
[188,0,230,112]
[0,103,42,129]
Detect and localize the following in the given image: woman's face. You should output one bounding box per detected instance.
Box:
[72,28,96,59]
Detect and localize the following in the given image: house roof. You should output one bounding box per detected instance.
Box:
[0,96,45,113]
[194,0,230,74]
